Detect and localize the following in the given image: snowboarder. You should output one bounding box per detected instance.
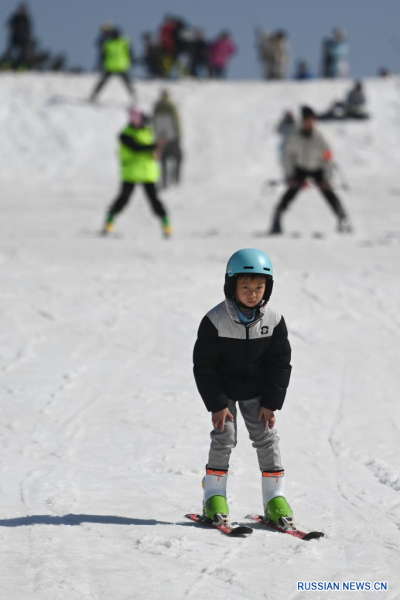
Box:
[269,106,351,234]
[152,89,183,189]
[193,248,294,530]
[102,108,172,237]
[90,24,134,102]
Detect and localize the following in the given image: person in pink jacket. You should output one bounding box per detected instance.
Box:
[209,31,237,78]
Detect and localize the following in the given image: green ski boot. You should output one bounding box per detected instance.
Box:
[266,496,294,529]
[262,470,295,530]
[202,468,230,526]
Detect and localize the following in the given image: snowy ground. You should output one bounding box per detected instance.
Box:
[1,74,400,599]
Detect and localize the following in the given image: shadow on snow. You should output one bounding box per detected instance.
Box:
[0,514,177,527]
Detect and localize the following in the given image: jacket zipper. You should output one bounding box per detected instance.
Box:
[235,315,263,340]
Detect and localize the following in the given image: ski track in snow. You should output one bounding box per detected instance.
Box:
[0,74,400,599]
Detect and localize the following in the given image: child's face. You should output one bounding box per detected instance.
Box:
[236,276,266,308]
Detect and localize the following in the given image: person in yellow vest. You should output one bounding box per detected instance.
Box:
[102,108,172,237]
[90,24,134,102]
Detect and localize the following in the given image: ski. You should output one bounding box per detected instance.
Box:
[246,514,324,541]
[185,513,253,537]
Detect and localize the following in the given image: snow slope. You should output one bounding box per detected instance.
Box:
[1,73,400,600]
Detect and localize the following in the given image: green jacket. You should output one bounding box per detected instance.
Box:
[119,125,160,183]
[104,37,131,73]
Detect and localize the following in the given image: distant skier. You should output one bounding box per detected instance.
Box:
[208,31,236,78]
[141,32,163,78]
[318,80,369,121]
[193,248,294,530]
[294,60,313,80]
[255,29,290,80]
[90,24,134,102]
[269,106,351,234]
[276,110,296,165]
[321,28,349,79]
[102,108,172,237]
[152,89,183,189]
[3,3,32,70]
[345,80,367,117]
[188,29,209,77]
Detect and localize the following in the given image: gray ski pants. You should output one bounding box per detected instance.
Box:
[207,397,283,472]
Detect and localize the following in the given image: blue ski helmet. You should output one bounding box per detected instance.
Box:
[224,248,274,303]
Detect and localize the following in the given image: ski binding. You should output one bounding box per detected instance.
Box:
[185,513,253,537]
[246,514,324,541]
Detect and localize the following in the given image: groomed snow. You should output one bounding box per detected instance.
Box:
[1,73,400,600]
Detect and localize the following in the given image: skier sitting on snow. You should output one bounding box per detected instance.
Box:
[193,248,294,530]
[318,80,368,120]
[345,81,367,117]
[269,105,351,234]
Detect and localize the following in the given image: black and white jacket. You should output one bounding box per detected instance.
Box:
[193,299,292,413]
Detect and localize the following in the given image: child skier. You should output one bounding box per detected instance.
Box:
[102,108,172,237]
[193,248,294,530]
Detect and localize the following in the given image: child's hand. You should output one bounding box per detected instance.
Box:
[212,408,234,432]
[258,407,275,430]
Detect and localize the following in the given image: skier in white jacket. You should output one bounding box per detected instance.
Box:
[269,106,351,234]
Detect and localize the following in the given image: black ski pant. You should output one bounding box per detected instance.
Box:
[210,66,226,79]
[161,141,183,188]
[275,168,347,219]
[90,71,134,100]
[4,39,30,69]
[107,182,167,220]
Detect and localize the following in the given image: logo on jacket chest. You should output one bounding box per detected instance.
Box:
[261,326,269,335]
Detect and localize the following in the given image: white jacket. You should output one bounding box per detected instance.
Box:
[283,128,334,181]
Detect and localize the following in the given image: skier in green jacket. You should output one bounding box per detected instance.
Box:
[102,108,172,237]
[90,24,134,102]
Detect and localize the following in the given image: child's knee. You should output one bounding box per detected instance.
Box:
[211,422,236,447]
[251,427,279,448]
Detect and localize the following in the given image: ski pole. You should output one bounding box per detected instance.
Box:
[333,162,350,191]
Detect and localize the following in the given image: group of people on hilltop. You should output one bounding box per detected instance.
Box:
[88,18,237,91]
[141,15,237,79]
[2,5,391,83]
[255,27,350,81]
